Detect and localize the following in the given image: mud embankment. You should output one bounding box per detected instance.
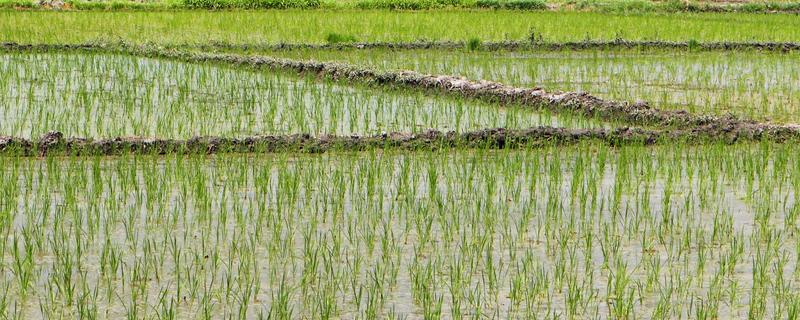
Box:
[1,125,799,156]
[4,40,800,54]
[183,40,800,53]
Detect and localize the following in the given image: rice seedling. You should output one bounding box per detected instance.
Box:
[0,141,797,318]
[466,38,482,51]
[2,4,798,318]
[263,47,800,123]
[1,11,799,45]
[324,33,358,44]
[0,52,603,139]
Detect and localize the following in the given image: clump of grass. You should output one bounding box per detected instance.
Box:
[0,0,36,8]
[687,39,700,50]
[527,27,544,43]
[325,32,358,44]
[466,37,482,51]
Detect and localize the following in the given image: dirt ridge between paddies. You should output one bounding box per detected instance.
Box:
[193,39,800,53]
[0,125,798,156]
[7,40,800,53]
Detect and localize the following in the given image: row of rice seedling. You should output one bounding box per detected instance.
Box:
[0,141,799,318]
[0,52,602,139]
[262,47,800,123]
[1,11,798,45]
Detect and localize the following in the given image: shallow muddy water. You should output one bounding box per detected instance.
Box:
[0,143,798,318]
[0,52,604,139]
[262,48,800,124]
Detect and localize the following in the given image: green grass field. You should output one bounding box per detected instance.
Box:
[2,10,800,45]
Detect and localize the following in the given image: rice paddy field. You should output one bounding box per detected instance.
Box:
[2,144,800,319]
[261,48,800,123]
[2,5,800,320]
[1,52,601,139]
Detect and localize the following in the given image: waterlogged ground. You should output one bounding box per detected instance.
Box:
[0,52,603,139]
[1,143,799,318]
[261,48,800,123]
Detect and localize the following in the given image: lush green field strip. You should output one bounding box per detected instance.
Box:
[0,52,603,139]
[1,143,798,318]
[255,48,800,123]
[2,11,799,45]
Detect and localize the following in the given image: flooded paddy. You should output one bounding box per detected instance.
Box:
[263,48,800,123]
[0,52,602,140]
[1,143,798,318]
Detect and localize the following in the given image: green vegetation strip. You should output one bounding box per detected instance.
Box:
[2,124,799,156]
[2,11,799,45]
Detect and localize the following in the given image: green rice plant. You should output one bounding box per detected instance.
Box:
[0,142,799,317]
[0,0,35,8]
[325,32,358,44]
[2,11,799,45]
[465,37,481,51]
[264,47,800,123]
[0,52,604,139]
